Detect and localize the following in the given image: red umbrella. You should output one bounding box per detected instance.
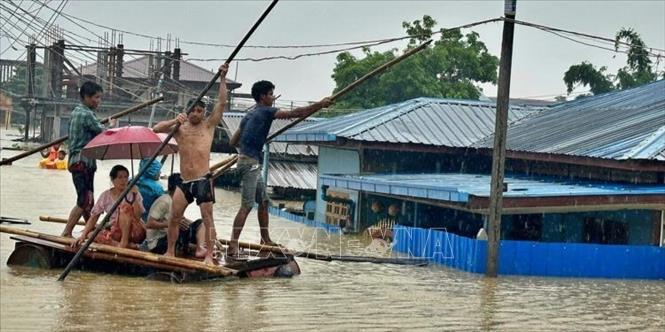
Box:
[82,126,178,160]
[156,133,178,147]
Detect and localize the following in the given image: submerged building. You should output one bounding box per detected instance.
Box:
[273,80,665,279]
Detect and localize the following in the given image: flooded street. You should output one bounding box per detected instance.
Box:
[1,135,664,331]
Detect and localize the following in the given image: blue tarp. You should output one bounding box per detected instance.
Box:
[393,225,665,280]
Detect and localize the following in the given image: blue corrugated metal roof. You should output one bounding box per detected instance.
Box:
[475,80,665,160]
[320,173,665,203]
[275,98,540,147]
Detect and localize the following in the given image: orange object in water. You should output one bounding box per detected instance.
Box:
[47,146,59,161]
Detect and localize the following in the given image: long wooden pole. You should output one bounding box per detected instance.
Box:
[210,39,433,180]
[58,0,280,281]
[268,39,433,141]
[40,216,425,265]
[0,225,236,275]
[208,95,281,173]
[487,0,517,277]
[0,97,164,166]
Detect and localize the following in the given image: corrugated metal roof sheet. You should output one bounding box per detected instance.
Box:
[222,112,319,156]
[275,97,540,147]
[320,173,665,202]
[268,161,318,190]
[81,56,239,84]
[475,80,665,160]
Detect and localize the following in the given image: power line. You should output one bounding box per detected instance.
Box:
[186,18,504,62]
[508,17,665,58]
[55,9,409,50]
[0,6,180,117]
[0,0,49,56]
[3,1,202,102]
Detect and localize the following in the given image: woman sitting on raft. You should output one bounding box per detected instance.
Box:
[73,165,146,249]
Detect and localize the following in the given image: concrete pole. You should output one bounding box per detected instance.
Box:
[486,0,516,277]
[24,44,36,142]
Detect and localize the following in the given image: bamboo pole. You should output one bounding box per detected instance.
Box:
[216,239,427,265]
[268,40,433,141]
[58,0,280,282]
[14,233,197,273]
[0,225,236,275]
[210,39,433,180]
[40,215,83,225]
[0,96,164,166]
[209,155,238,173]
[40,216,425,265]
[208,95,281,173]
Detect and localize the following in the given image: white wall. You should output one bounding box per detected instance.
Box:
[315,146,360,224]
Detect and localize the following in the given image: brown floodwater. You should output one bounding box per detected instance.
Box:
[1,131,664,331]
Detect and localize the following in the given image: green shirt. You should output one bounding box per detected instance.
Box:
[67,104,104,170]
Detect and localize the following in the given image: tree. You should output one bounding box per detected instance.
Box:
[614,28,658,89]
[563,62,614,95]
[330,15,499,111]
[0,63,44,97]
[562,28,660,96]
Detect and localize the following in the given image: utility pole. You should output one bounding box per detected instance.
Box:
[24,43,36,142]
[487,0,517,277]
[45,40,65,142]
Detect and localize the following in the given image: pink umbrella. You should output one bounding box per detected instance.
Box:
[82,126,178,160]
[156,133,178,147]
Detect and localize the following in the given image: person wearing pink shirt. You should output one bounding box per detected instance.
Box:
[73,165,146,249]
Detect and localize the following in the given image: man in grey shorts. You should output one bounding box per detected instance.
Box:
[228,80,332,256]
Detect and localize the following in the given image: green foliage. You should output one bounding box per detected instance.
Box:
[614,28,658,89]
[331,15,499,111]
[563,62,614,95]
[0,63,43,97]
[563,28,660,95]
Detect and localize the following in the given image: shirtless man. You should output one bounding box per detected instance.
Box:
[153,63,229,264]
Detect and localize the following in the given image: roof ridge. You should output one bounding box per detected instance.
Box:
[347,97,481,138]
[336,98,423,136]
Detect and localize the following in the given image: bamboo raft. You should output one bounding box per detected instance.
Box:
[1,225,300,283]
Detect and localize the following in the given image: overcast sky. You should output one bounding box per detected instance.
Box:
[2,0,664,104]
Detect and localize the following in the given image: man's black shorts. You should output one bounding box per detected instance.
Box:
[178,177,215,205]
[69,162,95,218]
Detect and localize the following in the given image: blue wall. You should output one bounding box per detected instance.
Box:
[393,225,665,280]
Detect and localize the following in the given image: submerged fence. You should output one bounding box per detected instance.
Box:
[393,225,665,280]
[268,206,341,233]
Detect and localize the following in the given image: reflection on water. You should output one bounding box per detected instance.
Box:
[1,141,664,331]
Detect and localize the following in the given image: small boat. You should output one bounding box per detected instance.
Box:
[3,226,301,283]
